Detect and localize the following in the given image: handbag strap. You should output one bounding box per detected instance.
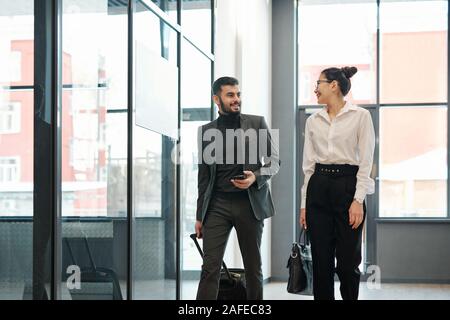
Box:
[290,243,299,258]
[298,227,310,246]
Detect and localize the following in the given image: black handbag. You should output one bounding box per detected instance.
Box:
[286,228,313,295]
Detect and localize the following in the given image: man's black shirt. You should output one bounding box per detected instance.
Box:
[214,112,245,193]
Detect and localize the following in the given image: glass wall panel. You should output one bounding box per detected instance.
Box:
[60,0,128,300]
[181,0,212,53]
[148,0,178,22]
[179,40,211,299]
[132,128,177,299]
[380,106,447,217]
[298,0,377,105]
[179,120,207,299]
[181,40,211,112]
[0,0,34,300]
[380,0,447,104]
[0,0,215,300]
[135,0,179,140]
[133,3,177,300]
[135,1,178,66]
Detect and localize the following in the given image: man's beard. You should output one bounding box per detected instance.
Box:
[219,97,241,115]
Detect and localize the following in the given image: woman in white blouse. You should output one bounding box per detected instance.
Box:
[299,66,375,300]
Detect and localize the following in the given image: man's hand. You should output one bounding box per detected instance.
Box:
[195,220,203,239]
[231,171,256,190]
[300,208,307,230]
[349,200,364,229]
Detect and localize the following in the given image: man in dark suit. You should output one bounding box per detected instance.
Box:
[195,76,279,300]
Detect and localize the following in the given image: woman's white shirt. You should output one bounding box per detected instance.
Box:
[301,101,375,209]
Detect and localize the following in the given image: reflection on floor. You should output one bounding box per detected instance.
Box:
[181,281,450,300]
[263,281,450,300]
[2,280,450,300]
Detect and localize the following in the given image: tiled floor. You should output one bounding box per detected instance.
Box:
[263,281,450,300]
[2,280,450,300]
[182,280,450,300]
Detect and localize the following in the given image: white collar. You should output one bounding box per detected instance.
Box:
[317,101,357,122]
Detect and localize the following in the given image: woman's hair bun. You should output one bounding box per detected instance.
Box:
[341,66,358,79]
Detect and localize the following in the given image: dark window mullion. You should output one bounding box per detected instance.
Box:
[447,0,450,218]
[127,0,134,301]
[54,0,63,301]
[33,0,62,300]
[176,8,182,299]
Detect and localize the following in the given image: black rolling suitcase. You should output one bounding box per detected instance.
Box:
[190,233,247,300]
[64,237,123,300]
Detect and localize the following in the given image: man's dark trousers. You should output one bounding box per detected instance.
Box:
[196,191,264,300]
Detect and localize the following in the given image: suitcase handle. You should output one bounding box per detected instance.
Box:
[190,233,234,281]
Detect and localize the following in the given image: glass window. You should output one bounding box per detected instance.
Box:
[0,102,21,134]
[380,0,448,104]
[132,6,177,300]
[132,128,177,300]
[180,120,208,299]
[0,51,22,83]
[148,0,178,22]
[105,113,128,218]
[181,40,212,111]
[0,158,20,183]
[135,2,178,66]
[61,0,128,300]
[298,0,377,105]
[179,41,212,300]
[133,127,162,218]
[379,106,447,217]
[0,0,33,300]
[181,0,212,53]
[62,0,128,110]
[9,51,22,83]
[135,2,179,139]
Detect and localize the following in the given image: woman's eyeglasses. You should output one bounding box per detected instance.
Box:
[315,79,333,89]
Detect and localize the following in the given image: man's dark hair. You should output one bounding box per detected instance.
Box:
[212,76,239,96]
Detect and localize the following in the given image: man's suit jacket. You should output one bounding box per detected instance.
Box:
[196,113,280,222]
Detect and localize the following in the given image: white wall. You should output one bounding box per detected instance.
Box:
[214,0,273,280]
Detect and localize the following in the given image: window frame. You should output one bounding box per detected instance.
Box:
[297,0,450,221]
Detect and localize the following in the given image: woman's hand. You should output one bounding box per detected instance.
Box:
[349,200,364,229]
[300,208,307,230]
